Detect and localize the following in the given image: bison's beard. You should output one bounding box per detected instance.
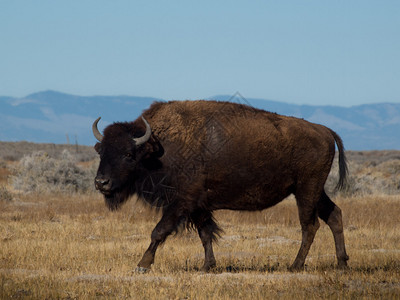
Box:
[103,183,135,211]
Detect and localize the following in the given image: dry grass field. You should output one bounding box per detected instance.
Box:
[0,144,399,299]
[1,192,399,299]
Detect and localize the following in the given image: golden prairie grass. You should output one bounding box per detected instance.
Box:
[1,191,399,299]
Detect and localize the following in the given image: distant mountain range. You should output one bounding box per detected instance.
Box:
[0,90,399,150]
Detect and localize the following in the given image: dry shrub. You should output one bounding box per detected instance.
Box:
[0,185,13,201]
[0,160,7,168]
[0,160,9,184]
[10,150,96,194]
[0,141,97,162]
[355,160,400,195]
[326,156,400,197]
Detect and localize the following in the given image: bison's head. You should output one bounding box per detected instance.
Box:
[92,117,164,210]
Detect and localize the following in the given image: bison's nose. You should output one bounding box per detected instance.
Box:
[95,177,112,192]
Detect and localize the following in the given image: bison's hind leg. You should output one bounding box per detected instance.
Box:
[317,190,349,268]
[190,210,222,272]
[290,189,321,271]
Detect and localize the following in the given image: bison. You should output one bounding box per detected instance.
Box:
[92,100,349,272]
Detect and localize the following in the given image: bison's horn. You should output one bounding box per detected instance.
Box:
[133,117,151,146]
[92,117,103,142]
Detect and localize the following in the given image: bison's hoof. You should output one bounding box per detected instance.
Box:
[200,264,216,273]
[135,267,150,274]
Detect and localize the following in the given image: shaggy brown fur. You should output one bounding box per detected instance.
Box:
[94,100,349,272]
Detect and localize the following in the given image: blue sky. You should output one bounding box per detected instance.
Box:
[1,1,399,106]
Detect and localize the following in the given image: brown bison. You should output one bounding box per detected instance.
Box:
[92,100,349,272]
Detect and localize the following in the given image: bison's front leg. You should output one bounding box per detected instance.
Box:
[197,223,217,272]
[191,210,221,272]
[136,210,181,272]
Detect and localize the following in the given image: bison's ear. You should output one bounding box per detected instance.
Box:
[145,136,164,158]
[94,143,101,154]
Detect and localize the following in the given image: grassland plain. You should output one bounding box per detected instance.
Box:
[0,145,400,299]
[1,193,400,298]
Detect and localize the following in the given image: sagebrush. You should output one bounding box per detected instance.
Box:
[0,141,96,162]
[10,150,97,194]
[326,156,400,196]
[0,185,12,201]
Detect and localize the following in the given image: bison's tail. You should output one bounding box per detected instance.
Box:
[329,129,348,190]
